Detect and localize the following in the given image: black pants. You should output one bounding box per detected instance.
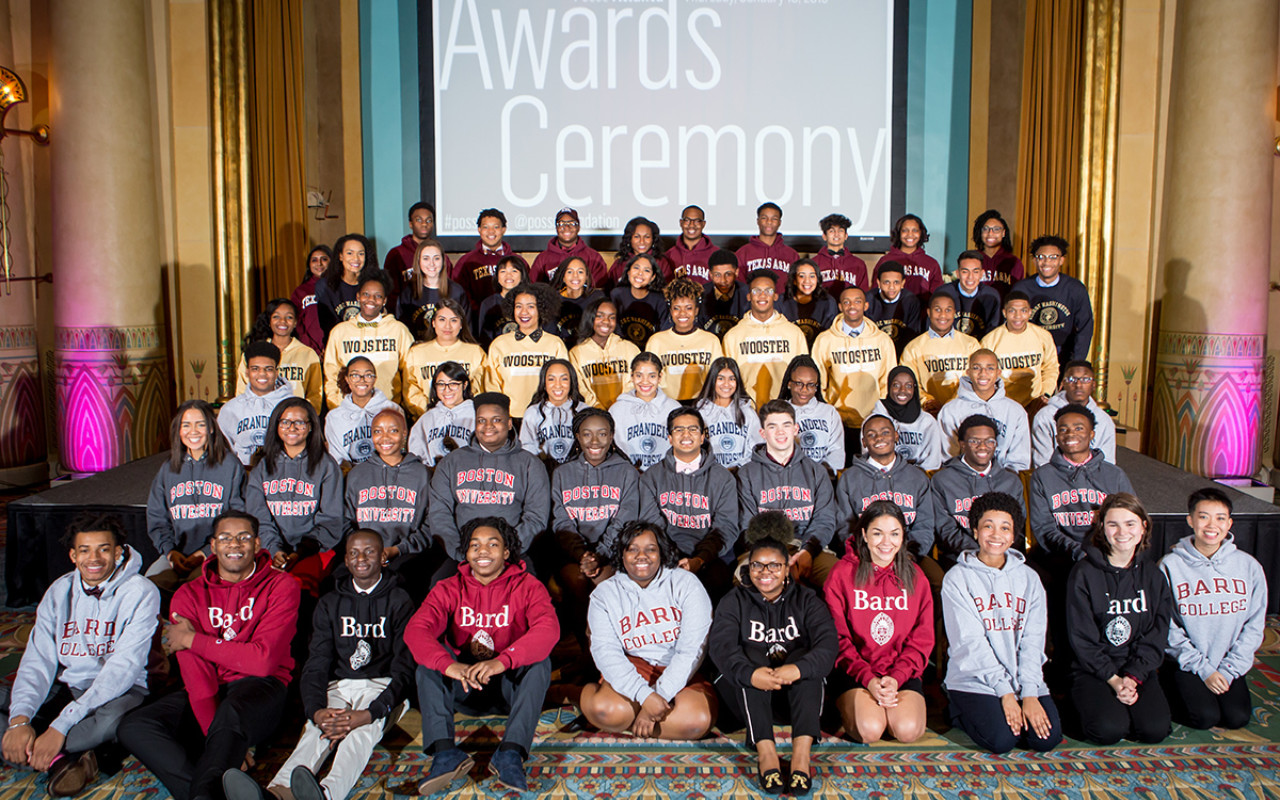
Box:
[716,674,824,747]
[416,660,551,758]
[0,682,146,757]
[116,677,287,800]
[947,690,1062,754]
[1166,665,1253,730]
[1071,672,1170,745]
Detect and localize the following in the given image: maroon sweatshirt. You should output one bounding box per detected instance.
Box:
[405,561,559,672]
[736,235,799,284]
[666,235,718,285]
[813,248,870,295]
[530,237,608,286]
[824,551,934,687]
[452,242,529,304]
[171,551,300,733]
[384,234,454,299]
[980,247,1025,298]
[290,275,324,355]
[876,248,943,301]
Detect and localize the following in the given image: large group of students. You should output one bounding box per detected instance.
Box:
[0,203,1265,800]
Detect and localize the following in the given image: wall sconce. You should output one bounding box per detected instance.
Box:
[0,66,49,145]
[0,65,51,297]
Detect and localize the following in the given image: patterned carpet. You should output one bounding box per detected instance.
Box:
[1,609,1279,798]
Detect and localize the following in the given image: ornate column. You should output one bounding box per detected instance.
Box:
[1149,0,1278,477]
[50,0,170,472]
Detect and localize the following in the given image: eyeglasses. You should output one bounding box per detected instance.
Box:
[964,437,998,447]
[556,221,579,228]
[749,287,775,296]
[348,371,377,381]
[436,380,464,390]
[278,419,310,430]
[671,425,702,435]
[1064,376,1095,385]
[981,225,1005,234]
[680,217,705,224]
[1033,254,1062,262]
[749,561,786,574]
[214,533,255,544]
[788,381,818,391]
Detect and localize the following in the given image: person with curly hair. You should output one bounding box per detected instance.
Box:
[776,258,838,347]
[610,253,669,348]
[530,207,607,286]
[549,255,605,344]
[315,233,376,337]
[606,216,669,288]
[874,214,942,303]
[485,283,569,419]
[474,255,530,348]
[577,522,716,741]
[970,209,1025,298]
[234,298,323,412]
[322,272,414,409]
[812,212,869,296]
[709,512,837,795]
[569,297,637,409]
[646,276,723,402]
[406,518,558,793]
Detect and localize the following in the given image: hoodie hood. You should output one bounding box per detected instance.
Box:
[955,547,1028,573]
[198,548,275,586]
[1167,533,1239,573]
[1048,446,1109,478]
[954,374,1009,405]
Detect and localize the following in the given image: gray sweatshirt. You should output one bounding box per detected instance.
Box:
[146,452,246,556]
[551,451,640,558]
[835,455,935,555]
[696,399,763,469]
[1160,535,1268,682]
[8,546,159,733]
[936,377,1031,471]
[789,399,845,474]
[1031,392,1116,468]
[343,452,431,553]
[519,399,588,464]
[245,450,344,554]
[640,452,739,561]
[1028,449,1133,560]
[609,389,682,471]
[587,565,712,704]
[871,399,946,471]
[736,444,839,553]
[429,436,551,556]
[942,549,1049,699]
[324,389,400,466]
[217,385,295,465]
[927,456,1027,558]
[407,399,475,467]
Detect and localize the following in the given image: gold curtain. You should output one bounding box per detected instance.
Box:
[208,0,252,399]
[1015,0,1118,399]
[247,0,308,305]
[1075,0,1121,400]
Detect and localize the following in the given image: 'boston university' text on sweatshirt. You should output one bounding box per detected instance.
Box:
[430,437,551,556]
[640,452,738,561]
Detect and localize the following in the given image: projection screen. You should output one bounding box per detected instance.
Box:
[421,0,907,251]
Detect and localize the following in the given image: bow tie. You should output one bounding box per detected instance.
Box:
[84,585,102,599]
[356,321,379,328]
[515,329,543,342]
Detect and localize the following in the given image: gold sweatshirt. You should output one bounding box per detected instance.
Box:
[810,318,897,426]
[980,323,1060,406]
[722,312,809,407]
[401,339,487,418]
[569,334,639,409]
[485,330,570,418]
[322,313,415,409]
[900,328,980,407]
[646,328,724,401]
[235,337,323,412]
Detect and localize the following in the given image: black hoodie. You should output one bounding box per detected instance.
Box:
[708,578,838,686]
[1066,545,1173,685]
[299,574,417,721]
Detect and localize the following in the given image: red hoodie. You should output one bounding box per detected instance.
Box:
[666,235,717,285]
[289,275,324,355]
[452,241,528,305]
[529,237,608,286]
[875,248,942,301]
[736,235,798,284]
[824,551,933,687]
[171,551,300,733]
[813,248,870,295]
[405,561,559,673]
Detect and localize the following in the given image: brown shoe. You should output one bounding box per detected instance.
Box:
[47,750,98,797]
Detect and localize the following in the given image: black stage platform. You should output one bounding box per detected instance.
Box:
[6,448,1280,610]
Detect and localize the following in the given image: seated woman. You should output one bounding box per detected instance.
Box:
[709,512,837,796]
[941,491,1062,753]
[609,353,681,471]
[825,501,932,744]
[549,408,640,639]
[245,397,343,595]
[579,521,716,740]
[519,358,590,465]
[1067,492,1173,745]
[407,361,476,468]
[406,517,558,794]
[1160,487,1266,730]
[145,400,244,580]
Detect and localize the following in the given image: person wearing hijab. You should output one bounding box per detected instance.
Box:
[871,366,946,470]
